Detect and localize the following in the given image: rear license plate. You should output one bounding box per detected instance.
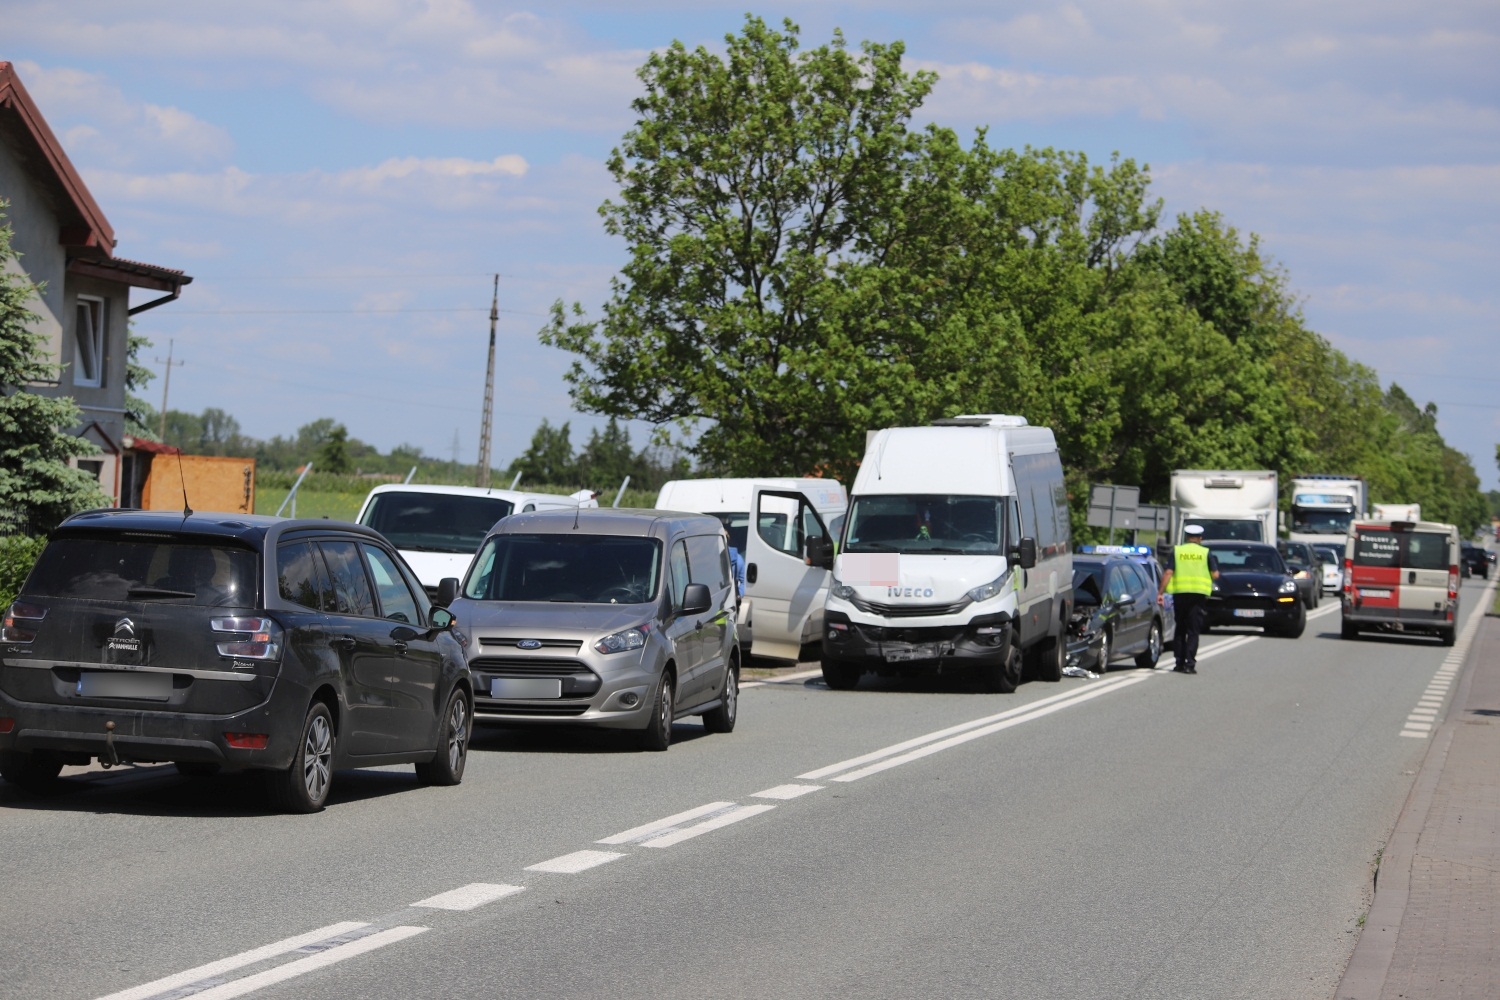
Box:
[77,670,172,701]
[884,643,945,663]
[490,677,562,699]
[1233,609,1266,619]
[1361,589,1392,598]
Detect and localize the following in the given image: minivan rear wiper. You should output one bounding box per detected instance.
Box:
[126,586,197,599]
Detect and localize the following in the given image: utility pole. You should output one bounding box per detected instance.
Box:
[155,339,185,441]
[476,274,498,488]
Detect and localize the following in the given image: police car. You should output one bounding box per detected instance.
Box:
[1067,546,1175,672]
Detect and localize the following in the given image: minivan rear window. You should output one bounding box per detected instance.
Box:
[27,535,257,607]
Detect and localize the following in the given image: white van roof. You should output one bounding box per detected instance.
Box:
[359,483,596,510]
[655,477,847,514]
[854,421,1058,497]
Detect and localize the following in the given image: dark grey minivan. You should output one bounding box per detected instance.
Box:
[443,508,739,750]
[0,510,472,812]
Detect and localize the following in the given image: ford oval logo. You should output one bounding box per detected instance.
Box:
[516,639,543,650]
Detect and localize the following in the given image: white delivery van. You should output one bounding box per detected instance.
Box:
[820,415,1072,693]
[656,477,848,662]
[356,484,597,596]
[1170,470,1279,542]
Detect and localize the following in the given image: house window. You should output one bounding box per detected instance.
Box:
[74,296,106,387]
[77,459,104,481]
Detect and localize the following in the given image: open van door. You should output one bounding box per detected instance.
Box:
[746,489,835,661]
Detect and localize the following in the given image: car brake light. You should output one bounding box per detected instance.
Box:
[224,732,269,749]
[0,717,14,734]
[210,616,282,660]
[2,601,47,643]
[1448,565,1458,599]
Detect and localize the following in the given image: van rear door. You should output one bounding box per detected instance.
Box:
[746,489,833,661]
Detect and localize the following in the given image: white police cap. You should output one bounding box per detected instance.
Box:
[1184,524,1205,536]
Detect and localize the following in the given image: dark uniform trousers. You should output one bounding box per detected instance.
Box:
[1173,593,1209,669]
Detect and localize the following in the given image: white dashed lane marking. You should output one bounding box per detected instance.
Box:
[752,783,823,800]
[596,801,737,845]
[1398,578,1494,737]
[525,850,624,874]
[410,883,525,911]
[639,803,776,848]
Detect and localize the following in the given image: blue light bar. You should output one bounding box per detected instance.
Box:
[1079,545,1152,555]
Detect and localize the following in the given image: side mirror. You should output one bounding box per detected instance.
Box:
[435,577,460,607]
[805,536,834,570]
[1015,537,1038,570]
[429,607,455,630]
[681,582,712,616]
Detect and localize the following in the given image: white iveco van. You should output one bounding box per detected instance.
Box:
[656,478,848,662]
[820,415,1072,693]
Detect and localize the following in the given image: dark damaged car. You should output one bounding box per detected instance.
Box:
[0,510,472,812]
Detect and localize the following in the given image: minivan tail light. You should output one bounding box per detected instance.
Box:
[210,616,282,660]
[0,717,14,734]
[2,601,47,643]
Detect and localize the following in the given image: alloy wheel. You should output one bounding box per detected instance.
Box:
[302,714,332,803]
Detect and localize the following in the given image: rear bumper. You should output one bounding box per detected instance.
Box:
[1341,601,1455,633]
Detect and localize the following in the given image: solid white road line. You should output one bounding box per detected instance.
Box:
[752,783,823,800]
[525,850,624,874]
[93,922,372,1000]
[739,667,825,690]
[596,802,736,845]
[798,674,1143,781]
[182,926,428,1000]
[831,672,1157,783]
[410,883,524,911]
[640,804,776,848]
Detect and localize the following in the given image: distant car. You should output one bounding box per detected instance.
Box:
[445,508,739,751]
[1312,543,1344,594]
[0,510,472,812]
[1460,541,1491,580]
[1067,553,1167,672]
[1277,540,1322,609]
[1204,541,1306,638]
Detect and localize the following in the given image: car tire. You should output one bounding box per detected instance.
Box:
[977,645,1020,694]
[1341,618,1359,640]
[821,656,861,691]
[1440,627,1456,647]
[638,671,674,751]
[174,762,221,778]
[1273,606,1306,639]
[1135,620,1163,669]
[1095,627,1112,674]
[0,750,64,792]
[268,701,335,814]
[1032,631,1065,683]
[415,687,470,786]
[702,660,738,734]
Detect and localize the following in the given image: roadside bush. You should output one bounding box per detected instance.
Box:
[0,534,46,608]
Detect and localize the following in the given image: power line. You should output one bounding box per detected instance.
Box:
[161,307,549,317]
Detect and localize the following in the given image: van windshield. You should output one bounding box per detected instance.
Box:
[844,496,1004,555]
[361,493,515,553]
[464,534,661,604]
[1290,506,1355,535]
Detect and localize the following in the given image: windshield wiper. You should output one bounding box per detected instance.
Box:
[924,546,973,554]
[127,586,196,599]
[849,542,901,552]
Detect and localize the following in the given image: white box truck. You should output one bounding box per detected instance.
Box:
[820,414,1072,693]
[356,484,597,596]
[1289,475,1365,545]
[656,477,848,662]
[1170,470,1279,543]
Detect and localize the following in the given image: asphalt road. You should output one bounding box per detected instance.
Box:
[2,577,1492,1000]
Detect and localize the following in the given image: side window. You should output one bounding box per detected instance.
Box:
[362,544,423,624]
[319,539,376,617]
[1106,567,1131,601]
[756,493,802,557]
[1015,464,1039,544]
[686,532,729,590]
[277,540,333,611]
[1122,562,1151,597]
[669,539,691,608]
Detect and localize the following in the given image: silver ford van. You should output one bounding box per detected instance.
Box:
[440,509,739,750]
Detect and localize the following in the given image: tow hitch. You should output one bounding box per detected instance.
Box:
[101,720,120,768]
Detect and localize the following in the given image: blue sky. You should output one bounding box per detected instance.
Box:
[6,1,1498,489]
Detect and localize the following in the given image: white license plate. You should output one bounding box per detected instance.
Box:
[77,670,172,701]
[1233,609,1266,619]
[884,643,944,663]
[490,677,562,699]
[1361,589,1392,598]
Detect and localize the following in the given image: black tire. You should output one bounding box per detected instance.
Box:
[0,750,64,792]
[1440,627,1456,648]
[1272,606,1306,639]
[1341,618,1359,640]
[174,762,221,778]
[638,671,674,751]
[821,656,861,691]
[415,687,470,786]
[1135,620,1163,669]
[268,701,335,814]
[977,645,1021,693]
[1095,627,1113,674]
[1031,632,1065,683]
[702,659,738,734]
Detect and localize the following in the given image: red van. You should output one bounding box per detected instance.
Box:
[1341,518,1460,645]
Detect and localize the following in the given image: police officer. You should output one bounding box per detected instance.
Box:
[1158,524,1219,673]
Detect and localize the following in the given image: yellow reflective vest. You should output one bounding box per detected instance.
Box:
[1167,542,1215,595]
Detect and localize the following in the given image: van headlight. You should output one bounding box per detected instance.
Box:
[594,624,650,655]
[1278,579,1298,594]
[830,577,856,601]
[967,574,1009,603]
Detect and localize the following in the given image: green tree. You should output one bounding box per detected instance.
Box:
[507,419,576,486]
[0,204,110,530]
[315,424,352,474]
[125,326,157,439]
